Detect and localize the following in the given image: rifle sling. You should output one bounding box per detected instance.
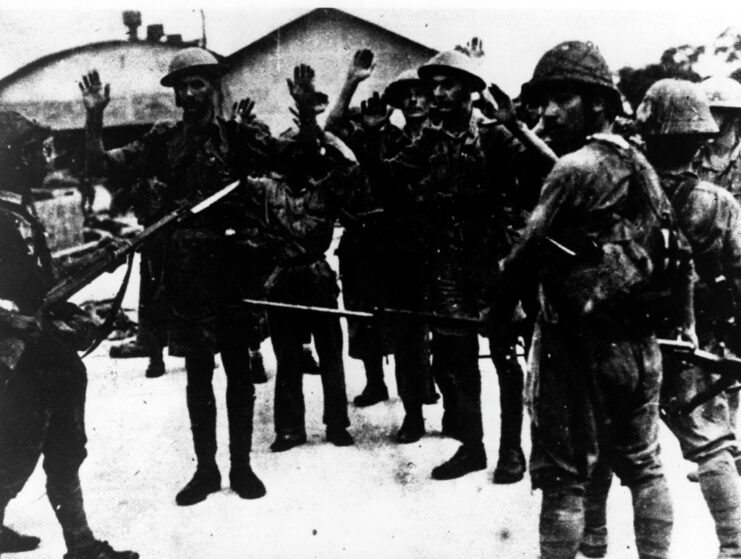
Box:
[81,253,135,358]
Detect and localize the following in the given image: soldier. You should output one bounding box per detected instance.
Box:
[636,79,741,557]
[0,110,138,559]
[80,47,273,505]
[502,41,693,559]
[370,49,553,480]
[325,49,437,443]
[695,76,741,202]
[238,64,357,452]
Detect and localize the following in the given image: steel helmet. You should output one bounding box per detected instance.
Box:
[701,76,741,110]
[521,41,621,112]
[636,78,719,136]
[418,50,486,92]
[160,47,226,87]
[384,69,425,108]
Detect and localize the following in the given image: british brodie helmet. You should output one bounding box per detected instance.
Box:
[417,50,487,93]
[160,47,227,87]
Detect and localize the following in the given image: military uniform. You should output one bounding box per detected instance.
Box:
[241,133,359,445]
[0,190,135,558]
[503,134,686,559]
[374,111,547,463]
[329,115,437,415]
[104,114,277,495]
[694,140,741,203]
[659,171,741,557]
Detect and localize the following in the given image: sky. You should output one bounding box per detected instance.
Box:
[0,0,740,96]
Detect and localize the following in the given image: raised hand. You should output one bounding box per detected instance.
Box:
[79,70,110,114]
[360,91,392,130]
[477,83,517,126]
[347,49,375,83]
[231,97,256,125]
[454,37,485,59]
[287,64,329,116]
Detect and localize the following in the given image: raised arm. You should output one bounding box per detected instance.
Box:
[79,70,111,175]
[325,49,375,134]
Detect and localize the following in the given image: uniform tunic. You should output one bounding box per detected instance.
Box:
[503,134,689,488]
[241,139,359,435]
[105,117,277,356]
[660,172,741,462]
[0,192,93,503]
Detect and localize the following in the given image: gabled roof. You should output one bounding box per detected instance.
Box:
[0,40,222,93]
[226,7,436,64]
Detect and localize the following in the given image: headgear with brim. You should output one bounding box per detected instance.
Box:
[0,110,51,148]
[521,41,622,113]
[701,76,741,110]
[384,69,425,108]
[417,50,486,93]
[636,79,719,136]
[160,47,227,87]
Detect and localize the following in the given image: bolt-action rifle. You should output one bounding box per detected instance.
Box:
[242,298,741,414]
[1,180,242,371]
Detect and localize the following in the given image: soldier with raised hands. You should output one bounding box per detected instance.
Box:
[326,49,438,444]
[80,47,275,506]
[237,64,358,452]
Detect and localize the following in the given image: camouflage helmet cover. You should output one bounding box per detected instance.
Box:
[384,69,425,108]
[701,76,741,110]
[636,78,719,136]
[160,47,226,87]
[417,50,487,92]
[521,41,621,110]
[0,110,51,148]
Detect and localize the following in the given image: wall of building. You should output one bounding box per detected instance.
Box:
[0,42,185,130]
[222,10,435,133]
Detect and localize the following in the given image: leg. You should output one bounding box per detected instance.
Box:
[540,484,585,559]
[352,354,389,407]
[431,333,459,439]
[489,338,526,484]
[393,323,428,443]
[220,342,265,499]
[176,351,220,506]
[699,450,741,557]
[580,461,612,558]
[431,333,486,480]
[311,314,353,446]
[268,309,307,450]
[630,476,673,559]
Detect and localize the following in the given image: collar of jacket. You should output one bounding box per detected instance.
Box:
[427,111,480,145]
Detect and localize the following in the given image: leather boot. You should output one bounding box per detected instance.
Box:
[431,444,487,480]
[395,403,425,444]
[63,539,139,559]
[175,465,221,506]
[0,525,41,553]
[230,464,266,500]
[492,447,526,484]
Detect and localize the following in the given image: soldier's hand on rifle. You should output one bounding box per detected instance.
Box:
[347,49,375,84]
[360,92,392,130]
[231,97,256,125]
[79,70,110,115]
[676,323,699,348]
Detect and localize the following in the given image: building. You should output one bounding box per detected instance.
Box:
[222,8,436,132]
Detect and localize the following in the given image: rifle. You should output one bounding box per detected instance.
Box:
[242,299,741,413]
[2,180,242,371]
[658,338,741,415]
[45,180,241,307]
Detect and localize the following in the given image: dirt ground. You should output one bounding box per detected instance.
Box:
[3,252,731,559]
